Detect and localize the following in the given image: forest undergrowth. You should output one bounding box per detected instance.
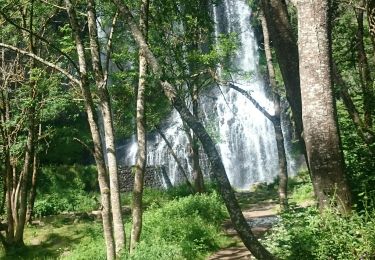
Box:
[2,171,375,259]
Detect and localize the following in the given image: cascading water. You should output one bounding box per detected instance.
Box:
[117,0,301,190]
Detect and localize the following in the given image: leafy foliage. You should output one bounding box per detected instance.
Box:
[264,206,375,259]
[134,192,229,259]
[33,165,99,216]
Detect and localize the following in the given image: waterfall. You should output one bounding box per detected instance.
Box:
[117,0,301,190]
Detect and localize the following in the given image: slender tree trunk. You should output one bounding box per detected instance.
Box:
[297,0,352,213]
[0,178,6,215]
[273,96,288,209]
[26,125,40,224]
[260,12,288,209]
[183,121,204,193]
[4,143,14,245]
[65,1,116,258]
[191,85,205,193]
[86,1,125,254]
[4,161,14,246]
[161,166,173,189]
[113,2,276,258]
[356,3,374,128]
[14,12,38,242]
[260,0,302,140]
[0,82,14,245]
[332,63,375,146]
[130,0,149,252]
[156,127,194,190]
[14,89,36,245]
[367,0,375,60]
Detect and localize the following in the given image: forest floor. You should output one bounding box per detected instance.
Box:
[207,183,314,260]
[208,201,277,259]
[208,187,279,260]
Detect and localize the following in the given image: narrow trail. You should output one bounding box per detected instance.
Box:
[208,192,279,260]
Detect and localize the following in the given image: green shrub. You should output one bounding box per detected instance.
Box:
[120,183,215,211]
[264,206,375,259]
[289,182,314,204]
[33,165,99,216]
[120,188,173,209]
[134,192,228,259]
[57,191,228,260]
[38,165,98,194]
[34,192,98,217]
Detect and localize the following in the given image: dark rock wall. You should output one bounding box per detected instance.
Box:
[118,166,169,192]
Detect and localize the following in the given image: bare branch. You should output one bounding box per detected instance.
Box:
[228,83,275,122]
[0,43,80,85]
[39,0,66,11]
[0,9,79,71]
[207,69,275,122]
[38,0,87,16]
[104,12,118,83]
[73,137,94,157]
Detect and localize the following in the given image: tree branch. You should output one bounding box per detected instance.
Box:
[228,83,275,122]
[0,9,79,71]
[38,0,88,16]
[73,137,94,157]
[104,12,118,84]
[0,43,80,85]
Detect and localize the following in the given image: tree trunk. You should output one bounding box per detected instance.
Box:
[367,0,375,60]
[86,0,125,254]
[260,0,302,141]
[273,97,288,209]
[0,79,14,245]
[113,2,276,258]
[26,131,40,224]
[332,63,375,146]
[65,1,116,258]
[356,2,374,128]
[14,19,38,243]
[191,85,205,193]
[161,166,173,189]
[14,89,36,245]
[260,12,288,209]
[156,127,194,190]
[297,0,352,213]
[228,82,289,209]
[1,120,15,247]
[130,0,149,252]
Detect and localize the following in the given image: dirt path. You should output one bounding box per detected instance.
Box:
[208,201,278,260]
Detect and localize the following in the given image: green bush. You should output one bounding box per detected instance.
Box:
[33,165,99,216]
[264,206,375,259]
[289,182,314,204]
[58,191,228,260]
[34,192,98,217]
[134,192,228,259]
[121,183,215,211]
[38,165,98,194]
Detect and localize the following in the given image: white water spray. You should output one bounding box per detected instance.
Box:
[117,0,300,190]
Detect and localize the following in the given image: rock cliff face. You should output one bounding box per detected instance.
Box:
[118,166,170,192]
